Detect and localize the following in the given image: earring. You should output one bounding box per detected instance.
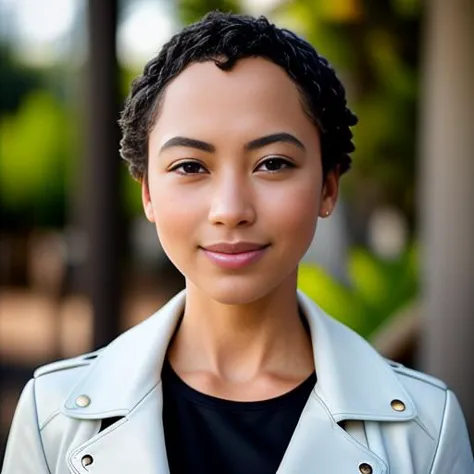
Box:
[324,210,330,217]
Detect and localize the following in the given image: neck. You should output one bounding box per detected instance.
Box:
[167,276,314,385]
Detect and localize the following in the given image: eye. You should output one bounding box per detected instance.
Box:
[170,161,207,175]
[256,157,294,173]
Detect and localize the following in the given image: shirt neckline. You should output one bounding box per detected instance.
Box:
[162,358,317,412]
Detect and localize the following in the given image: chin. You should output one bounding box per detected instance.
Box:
[211,292,263,306]
[192,275,287,306]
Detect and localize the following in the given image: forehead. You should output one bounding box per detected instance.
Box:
[151,57,317,142]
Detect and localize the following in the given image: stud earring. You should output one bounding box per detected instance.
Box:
[324,210,330,217]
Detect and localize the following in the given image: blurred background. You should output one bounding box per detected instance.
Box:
[1,0,473,457]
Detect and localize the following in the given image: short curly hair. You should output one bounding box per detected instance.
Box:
[119,11,357,182]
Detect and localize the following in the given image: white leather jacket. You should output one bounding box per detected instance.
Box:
[2,290,473,473]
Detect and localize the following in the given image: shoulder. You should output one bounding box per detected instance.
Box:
[3,351,104,471]
[385,359,473,470]
[34,350,101,379]
[387,358,447,403]
[385,359,449,434]
[32,350,101,429]
[385,358,447,392]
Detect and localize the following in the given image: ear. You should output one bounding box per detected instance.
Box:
[141,179,155,222]
[319,167,340,218]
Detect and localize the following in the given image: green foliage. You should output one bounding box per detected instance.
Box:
[273,0,421,225]
[0,45,43,114]
[177,0,242,25]
[392,0,422,17]
[0,90,73,227]
[298,244,418,338]
[298,262,367,332]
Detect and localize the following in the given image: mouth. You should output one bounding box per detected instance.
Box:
[201,242,270,254]
[199,242,270,269]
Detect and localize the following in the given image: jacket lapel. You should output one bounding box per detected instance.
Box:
[67,384,169,474]
[274,292,417,474]
[276,393,387,474]
[65,392,385,474]
[62,290,418,474]
[297,291,417,423]
[63,292,186,474]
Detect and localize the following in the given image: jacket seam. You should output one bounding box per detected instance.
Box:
[64,407,130,418]
[427,388,449,473]
[34,361,92,379]
[393,369,446,390]
[33,379,53,474]
[413,416,436,441]
[40,410,60,431]
[66,381,160,472]
[330,411,414,421]
[67,417,130,469]
[310,392,389,473]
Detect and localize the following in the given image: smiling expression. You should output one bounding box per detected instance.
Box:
[142,57,338,304]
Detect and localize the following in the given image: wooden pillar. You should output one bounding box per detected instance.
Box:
[418,0,474,440]
[85,0,122,349]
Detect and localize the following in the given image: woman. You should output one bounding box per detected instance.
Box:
[3,11,473,474]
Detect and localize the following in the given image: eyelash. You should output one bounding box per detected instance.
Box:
[169,157,295,175]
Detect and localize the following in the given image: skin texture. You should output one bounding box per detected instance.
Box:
[142,57,339,400]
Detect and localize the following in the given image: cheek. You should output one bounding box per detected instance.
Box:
[149,184,201,256]
[263,179,321,245]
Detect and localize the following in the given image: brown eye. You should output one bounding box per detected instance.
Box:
[171,161,206,175]
[257,158,293,173]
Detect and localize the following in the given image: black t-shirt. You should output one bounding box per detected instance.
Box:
[162,359,316,474]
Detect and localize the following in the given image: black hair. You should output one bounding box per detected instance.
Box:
[119,11,357,181]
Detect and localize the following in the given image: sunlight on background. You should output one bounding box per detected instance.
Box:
[118,0,176,68]
[2,0,77,65]
[14,0,76,42]
[1,0,285,67]
[1,0,177,67]
[240,0,283,15]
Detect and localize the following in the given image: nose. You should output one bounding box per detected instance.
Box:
[208,174,256,228]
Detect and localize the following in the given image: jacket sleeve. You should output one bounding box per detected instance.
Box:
[1,379,51,474]
[430,390,474,473]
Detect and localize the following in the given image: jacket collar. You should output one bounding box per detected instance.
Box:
[63,290,416,422]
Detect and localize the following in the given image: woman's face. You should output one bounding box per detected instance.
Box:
[143,57,338,305]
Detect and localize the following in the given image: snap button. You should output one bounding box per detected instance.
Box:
[81,454,93,468]
[75,394,91,408]
[391,399,406,412]
[359,462,373,474]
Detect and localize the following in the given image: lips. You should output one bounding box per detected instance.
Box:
[202,242,269,254]
[200,242,269,270]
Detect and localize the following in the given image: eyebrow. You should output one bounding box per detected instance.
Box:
[160,137,215,154]
[246,133,305,151]
[159,132,305,154]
